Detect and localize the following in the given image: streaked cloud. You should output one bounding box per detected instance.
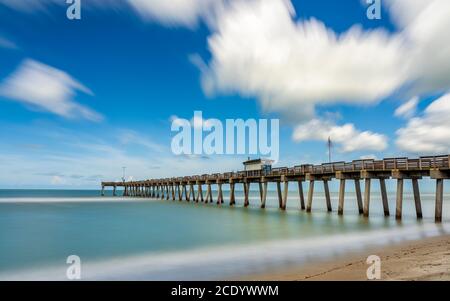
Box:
[293,119,388,153]
[0,59,103,122]
[396,93,450,154]
[197,0,450,124]
[127,0,220,27]
[394,96,419,119]
[0,0,222,28]
[198,0,407,121]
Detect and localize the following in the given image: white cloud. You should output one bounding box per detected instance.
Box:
[199,0,407,121]
[394,96,419,118]
[293,119,388,153]
[196,0,450,122]
[0,0,57,12]
[0,0,221,28]
[0,59,102,121]
[360,154,377,160]
[127,0,219,27]
[396,93,450,154]
[387,0,450,95]
[117,129,165,153]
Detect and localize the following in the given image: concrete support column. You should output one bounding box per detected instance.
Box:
[324,180,332,212]
[217,183,223,204]
[113,185,117,196]
[258,182,263,202]
[276,181,282,209]
[183,185,188,201]
[261,181,268,209]
[187,184,193,202]
[230,182,235,206]
[412,178,423,219]
[197,184,204,203]
[380,178,390,216]
[355,179,364,214]
[363,178,371,217]
[338,179,345,215]
[166,185,170,200]
[171,184,176,201]
[396,179,404,220]
[206,183,212,203]
[101,185,105,196]
[244,182,250,207]
[435,179,444,223]
[298,180,305,210]
[156,185,160,198]
[306,180,315,212]
[123,185,128,197]
[178,185,182,201]
[281,180,289,210]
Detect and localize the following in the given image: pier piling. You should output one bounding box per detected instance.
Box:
[435,179,444,223]
[363,178,371,217]
[324,179,332,212]
[261,180,268,209]
[306,180,314,213]
[298,180,305,210]
[396,179,404,220]
[412,178,422,219]
[229,180,235,206]
[244,182,250,207]
[338,179,345,215]
[281,178,288,210]
[379,178,390,216]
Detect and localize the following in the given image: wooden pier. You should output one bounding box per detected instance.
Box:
[102,155,450,223]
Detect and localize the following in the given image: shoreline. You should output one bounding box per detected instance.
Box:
[238,234,450,281]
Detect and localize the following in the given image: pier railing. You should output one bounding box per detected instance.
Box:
[102,155,450,222]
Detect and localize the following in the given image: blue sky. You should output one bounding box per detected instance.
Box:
[0,0,450,188]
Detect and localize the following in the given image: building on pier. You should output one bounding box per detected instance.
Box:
[243,158,273,176]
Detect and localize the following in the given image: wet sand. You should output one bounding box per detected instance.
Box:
[240,235,450,281]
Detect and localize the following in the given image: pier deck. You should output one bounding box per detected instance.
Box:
[102,155,450,222]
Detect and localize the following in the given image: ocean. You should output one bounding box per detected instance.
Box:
[0,188,449,280]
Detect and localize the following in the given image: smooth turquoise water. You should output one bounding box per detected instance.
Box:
[0,188,448,279]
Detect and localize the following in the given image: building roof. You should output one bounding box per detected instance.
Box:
[243,158,274,165]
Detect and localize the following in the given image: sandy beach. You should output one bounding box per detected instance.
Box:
[240,235,450,281]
